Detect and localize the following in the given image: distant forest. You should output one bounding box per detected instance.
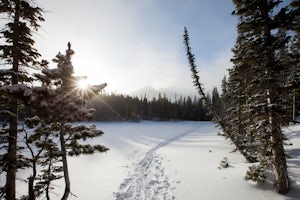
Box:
[87,87,224,121]
[87,79,300,122]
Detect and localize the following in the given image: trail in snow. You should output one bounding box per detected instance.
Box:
[114,125,201,200]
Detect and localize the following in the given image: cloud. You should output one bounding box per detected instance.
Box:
[198,50,232,93]
[34,0,236,95]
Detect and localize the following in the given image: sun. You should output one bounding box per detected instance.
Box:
[77,78,89,90]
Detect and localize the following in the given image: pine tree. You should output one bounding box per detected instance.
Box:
[288,0,300,120]
[290,0,300,59]
[21,119,62,200]
[223,22,271,163]
[183,27,219,123]
[183,27,254,161]
[220,76,229,118]
[28,43,108,199]
[211,87,223,118]
[231,0,290,193]
[0,0,45,198]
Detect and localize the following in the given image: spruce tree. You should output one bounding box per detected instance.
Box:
[231,0,290,193]
[0,0,45,198]
[183,27,220,123]
[211,87,224,118]
[21,119,63,200]
[183,27,255,161]
[290,0,300,57]
[223,64,258,162]
[28,43,108,199]
[288,0,300,121]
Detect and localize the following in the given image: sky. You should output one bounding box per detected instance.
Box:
[34,0,237,95]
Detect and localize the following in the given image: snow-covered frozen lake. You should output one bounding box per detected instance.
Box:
[17,121,300,199]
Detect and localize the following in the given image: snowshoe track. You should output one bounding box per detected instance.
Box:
[114,125,200,200]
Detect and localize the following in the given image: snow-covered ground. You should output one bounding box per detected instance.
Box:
[17,121,300,199]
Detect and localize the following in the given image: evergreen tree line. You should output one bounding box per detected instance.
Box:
[185,0,300,194]
[87,89,223,121]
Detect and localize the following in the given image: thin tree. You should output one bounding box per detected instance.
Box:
[31,43,108,199]
[183,27,256,162]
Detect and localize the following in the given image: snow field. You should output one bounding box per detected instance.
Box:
[15,121,300,199]
[67,121,200,200]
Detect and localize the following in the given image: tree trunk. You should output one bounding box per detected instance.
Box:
[28,177,35,200]
[6,1,20,199]
[60,123,70,200]
[260,0,290,193]
[293,89,296,122]
[270,112,290,193]
[6,105,18,200]
[28,159,37,200]
[45,159,52,200]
